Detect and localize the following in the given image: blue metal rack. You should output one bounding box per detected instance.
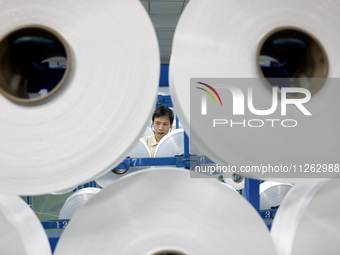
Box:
[40,93,277,254]
[115,155,211,169]
[41,129,276,227]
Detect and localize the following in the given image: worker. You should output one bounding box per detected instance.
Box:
[143,105,174,157]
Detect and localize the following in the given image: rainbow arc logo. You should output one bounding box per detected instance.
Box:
[196,82,222,115]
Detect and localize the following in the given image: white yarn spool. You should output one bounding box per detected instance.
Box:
[0,0,159,195]
[271,178,340,255]
[260,181,293,210]
[0,194,51,255]
[59,187,101,220]
[54,168,276,255]
[170,0,340,183]
[155,129,202,157]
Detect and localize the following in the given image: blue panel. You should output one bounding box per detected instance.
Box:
[47,232,62,254]
[244,178,260,212]
[159,65,169,87]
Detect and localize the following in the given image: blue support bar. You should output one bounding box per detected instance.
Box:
[41,220,70,229]
[183,132,190,169]
[111,156,214,170]
[132,157,177,166]
[184,132,189,158]
[244,178,260,212]
[159,65,169,87]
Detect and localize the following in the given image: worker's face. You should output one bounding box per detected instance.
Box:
[153,116,172,141]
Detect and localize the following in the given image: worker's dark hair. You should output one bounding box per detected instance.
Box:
[152,105,174,124]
